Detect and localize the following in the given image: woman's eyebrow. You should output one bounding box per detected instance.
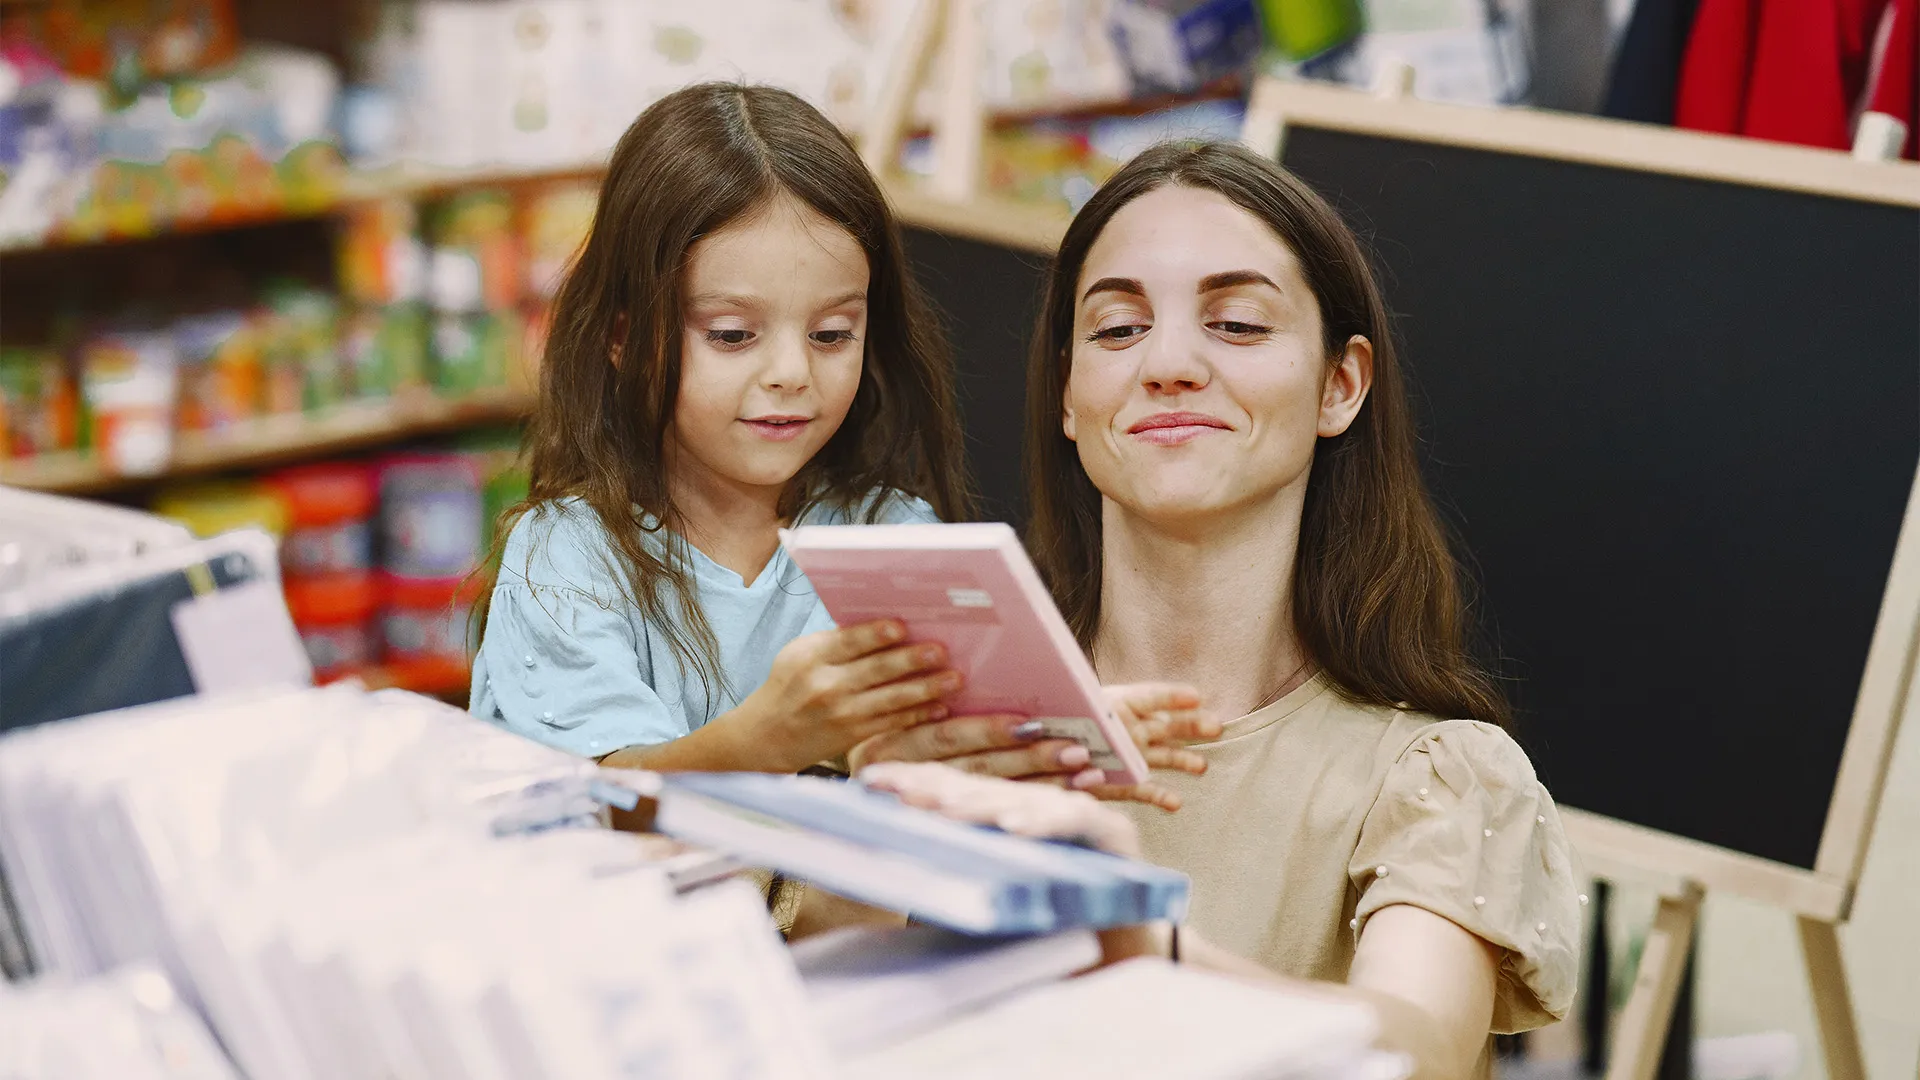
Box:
[1082,276,1146,302]
[1197,270,1281,293]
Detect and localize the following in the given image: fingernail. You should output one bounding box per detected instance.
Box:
[1059,744,1091,768]
[939,672,963,691]
[1011,720,1045,740]
[919,645,942,664]
[928,705,949,721]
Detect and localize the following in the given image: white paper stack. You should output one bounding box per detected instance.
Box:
[0,964,239,1080]
[843,957,1401,1080]
[0,684,835,1080]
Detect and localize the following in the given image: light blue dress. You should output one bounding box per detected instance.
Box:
[468,490,939,757]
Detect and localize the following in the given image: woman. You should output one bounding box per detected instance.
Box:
[849,140,1580,1078]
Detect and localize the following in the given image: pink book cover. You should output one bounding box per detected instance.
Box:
[780,522,1150,786]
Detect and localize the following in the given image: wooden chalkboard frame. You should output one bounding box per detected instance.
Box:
[1240,74,1920,1080]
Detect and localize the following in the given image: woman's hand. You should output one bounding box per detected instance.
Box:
[847,682,1220,811]
[860,761,1143,857]
[860,761,1166,966]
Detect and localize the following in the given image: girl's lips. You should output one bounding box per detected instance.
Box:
[741,418,811,441]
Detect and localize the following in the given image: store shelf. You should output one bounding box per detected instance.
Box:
[0,86,1242,256]
[0,385,535,495]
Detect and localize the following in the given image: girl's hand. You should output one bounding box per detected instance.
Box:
[724,619,974,773]
[845,682,1220,811]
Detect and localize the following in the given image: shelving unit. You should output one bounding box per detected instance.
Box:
[0,385,533,495]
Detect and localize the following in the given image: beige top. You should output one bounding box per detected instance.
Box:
[1121,674,1580,1034]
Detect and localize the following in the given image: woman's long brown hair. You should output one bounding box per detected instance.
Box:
[486,83,973,702]
[1023,140,1508,727]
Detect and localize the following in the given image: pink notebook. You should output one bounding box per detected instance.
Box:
[781,522,1150,786]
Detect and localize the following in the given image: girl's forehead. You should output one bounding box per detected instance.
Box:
[685,196,869,303]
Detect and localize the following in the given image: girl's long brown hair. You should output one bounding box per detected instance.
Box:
[1023,140,1507,727]
[489,83,972,701]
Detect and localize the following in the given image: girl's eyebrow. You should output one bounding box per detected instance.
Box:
[686,291,867,309]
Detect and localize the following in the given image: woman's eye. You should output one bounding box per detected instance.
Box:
[1086,324,1148,343]
[705,328,753,346]
[811,329,857,347]
[1211,321,1273,338]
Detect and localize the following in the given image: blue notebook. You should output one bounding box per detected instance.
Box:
[649,772,1189,936]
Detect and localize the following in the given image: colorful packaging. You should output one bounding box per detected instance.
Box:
[379,452,484,581]
[260,283,342,413]
[79,327,178,475]
[268,462,378,576]
[1107,0,1264,94]
[431,310,514,395]
[378,574,476,695]
[3,0,242,84]
[172,311,262,432]
[337,197,427,306]
[340,302,431,399]
[0,346,80,458]
[521,180,597,302]
[151,479,289,538]
[426,189,520,314]
[284,572,381,681]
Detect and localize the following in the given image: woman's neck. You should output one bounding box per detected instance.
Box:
[1091,495,1312,720]
[667,465,787,586]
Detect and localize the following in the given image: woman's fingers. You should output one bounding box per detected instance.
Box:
[937,740,1088,779]
[1128,708,1222,748]
[862,762,1142,858]
[1102,681,1203,716]
[1066,773,1185,813]
[853,713,1042,765]
[1142,745,1207,776]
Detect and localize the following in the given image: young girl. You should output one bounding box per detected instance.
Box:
[470,83,1210,793]
[469,82,982,774]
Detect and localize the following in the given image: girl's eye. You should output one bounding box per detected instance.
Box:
[705,328,753,347]
[811,329,857,347]
[1211,321,1273,338]
[1085,324,1148,343]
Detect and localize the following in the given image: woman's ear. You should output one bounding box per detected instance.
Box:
[609,312,629,369]
[1318,335,1374,438]
[1060,350,1079,442]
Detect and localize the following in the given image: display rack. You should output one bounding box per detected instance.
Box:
[0,385,533,495]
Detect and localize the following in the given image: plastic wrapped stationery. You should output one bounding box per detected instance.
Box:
[0,491,310,734]
[0,684,1395,1080]
[640,769,1190,935]
[780,521,1150,785]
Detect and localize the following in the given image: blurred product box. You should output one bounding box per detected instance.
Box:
[1107,0,1264,94]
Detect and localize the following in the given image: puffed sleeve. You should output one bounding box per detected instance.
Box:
[473,503,684,757]
[476,582,683,756]
[1348,720,1581,1034]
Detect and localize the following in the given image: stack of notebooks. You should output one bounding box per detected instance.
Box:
[0,964,239,1080]
[0,683,1399,1080]
[0,489,311,735]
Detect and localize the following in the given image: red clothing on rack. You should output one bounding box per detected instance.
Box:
[1676,0,1918,158]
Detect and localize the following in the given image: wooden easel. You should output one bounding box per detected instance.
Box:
[857,0,988,204]
[1241,72,1920,1080]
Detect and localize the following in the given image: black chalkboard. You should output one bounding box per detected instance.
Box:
[904,227,1051,525]
[1280,129,1920,870]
